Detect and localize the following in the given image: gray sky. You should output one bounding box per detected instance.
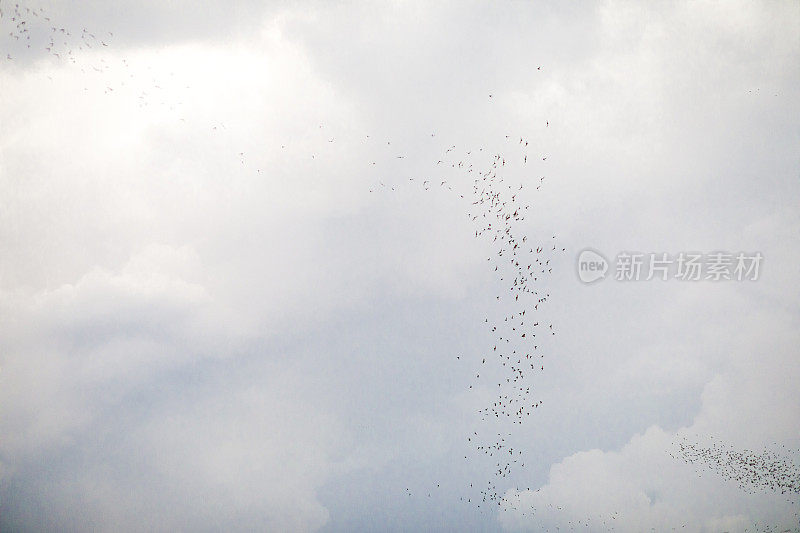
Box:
[1,1,799,531]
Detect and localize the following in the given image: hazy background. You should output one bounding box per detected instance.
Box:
[1,1,798,531]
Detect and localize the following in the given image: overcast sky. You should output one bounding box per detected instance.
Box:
[1,1,799,531]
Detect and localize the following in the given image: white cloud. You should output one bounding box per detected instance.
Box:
[1,0,799,531]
